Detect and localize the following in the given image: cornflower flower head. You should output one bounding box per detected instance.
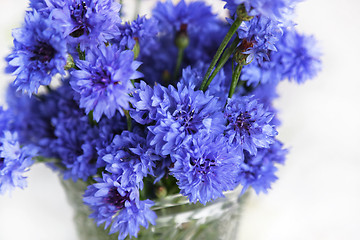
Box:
[224,96,277,156]
[49,0,122,50]
[102,130,158,189]
[0,107,11,132]
[70,44,143,122]
[6,84,61,158]
[237,140,287,194]
[235,16,283,64]
[140,0,223,85]
[83,173,156,240]
[148,82,225,156]
[223,0,298,21]
[5,10,66,95]
[240,56,282,86]
[275,29,322,84]
[0,131,37,194]
[29,0,47,12]
[130,81,159,125]
[96,112,127,168]
[170,131,240,204]
[50,84,99,181]
[152,0,215,34]
[117,15,158,50]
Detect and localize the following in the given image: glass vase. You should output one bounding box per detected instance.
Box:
[60,178,248,240]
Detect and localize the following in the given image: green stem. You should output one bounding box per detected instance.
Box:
[173,47,185,83]
[88,111,98,127]
[203,37,241,91]
[76,45,86,60]
[35,156,60,164]
[200,17,242,91]
[228,63,243,98]
[124,110,132,132]
[46,85,52,92]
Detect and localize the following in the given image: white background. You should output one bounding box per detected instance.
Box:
[0,0,360,239]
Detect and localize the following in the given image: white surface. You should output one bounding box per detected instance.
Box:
[0,0,360,239]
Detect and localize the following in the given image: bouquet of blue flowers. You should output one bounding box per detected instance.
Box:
[0,0,321,239]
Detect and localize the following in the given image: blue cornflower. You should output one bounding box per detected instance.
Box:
[102,131,158,189]
[148,82,225,156]
[224,96,277,156]
[140,1,226,85]
[179,64,229,103]
[251,81,281,118]
[185,20,229,65]
[117,15,158,50]
[235,16,283,64]
[0,131,37,194]
[152,0,215,34]
[70,44,143,122]
[130,81,159,125]
[6,84,60,158]
[83,173,157,240]
[240,57,282,86]
[50,83,99,181]
[7,82,101,181]
[138,36,177,85]
[96,112,127,168]
[49,0,122,50]
[241,29,321,85]
[0,107,11,132]
[29,0,48,12]
[170,131,240,204]
[276,29,322,84]
[237,140,287,194]
[5,10,67,95]
[223,0,298,20]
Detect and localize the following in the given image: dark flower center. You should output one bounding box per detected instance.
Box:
[235,111,255,135]
[70,1,90,38]
[239,39,255,52]
[174,104,198,134]
[191,157,216,176]
[93,69,112,88]
[30,42,55,63]
[105,187,130,210]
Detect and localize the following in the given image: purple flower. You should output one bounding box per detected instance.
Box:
[224,96,277,156]
[170,131,240,204]
[49,0,122,49]
[6,10,66,95]
[0,131,37,194]
[70,44,143,122]
[29,0,48,12]
[241,28,322,85]
[116,15,158,50]
[152,0,215,34]
[50,84,99,181]
[148,82,225,156]
[130,81,158,125]
[237,140,287,194]
[102,131,158,189]
[275,29,322,84]
[240,57,282,86]
[223,0,298,20]
[83,173,157,240]
[235,16,283,64]
[179,64,230,103]
[6,84,60,158]
[0,107,11,133]
[96,112,127,168]
[140,1,227,85]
